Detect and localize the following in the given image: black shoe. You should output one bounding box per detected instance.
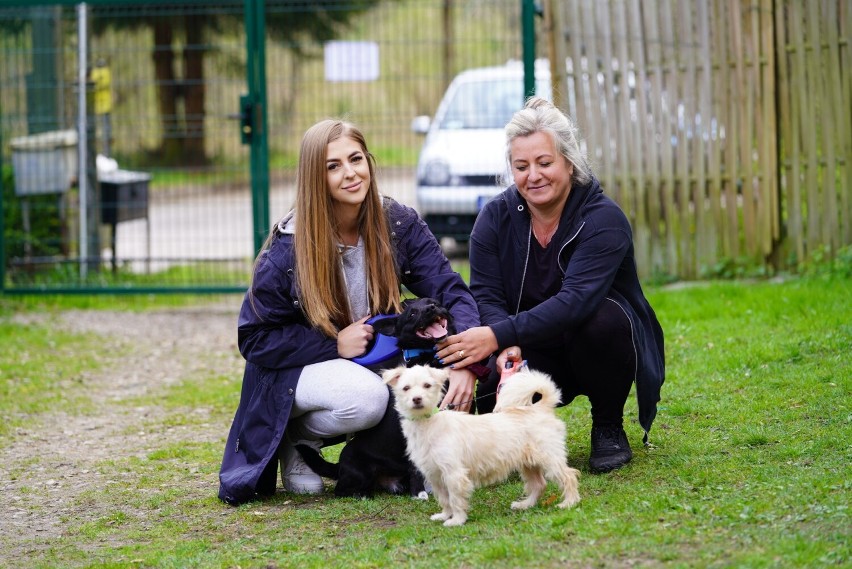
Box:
[589,425,633,473]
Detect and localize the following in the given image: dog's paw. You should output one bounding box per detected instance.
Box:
[511,498,536,510]
[430,512,450,522]
[413,491,429,501]
[443,515,467,527]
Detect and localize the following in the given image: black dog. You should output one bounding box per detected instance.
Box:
[295,297,453,498]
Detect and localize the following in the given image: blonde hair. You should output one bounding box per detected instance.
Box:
[505,97,592,186]
[273,119,401,337]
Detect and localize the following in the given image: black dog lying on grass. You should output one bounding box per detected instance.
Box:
[296,297,468,499]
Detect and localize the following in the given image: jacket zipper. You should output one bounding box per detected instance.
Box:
[515,225,532,315]
[515,220,586,315]
[557,222,585,273]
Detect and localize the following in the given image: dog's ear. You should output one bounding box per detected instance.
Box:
[371,316,399,336]
[427,367,450,383]
[382,366,405,386]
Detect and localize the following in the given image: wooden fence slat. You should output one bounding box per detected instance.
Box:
[644,0,679,276]
[659,0,681,276]
[672,0,694,275]
[734,0,758,255]
[760,0,779,253]
[841,0,852,244]
[565,0,595,168]
[806,1,839,252]
[696,0,715,268]
[615,0,649,270]
[819,0,848,250]
[785,1,807,262]
[722,0,743,261]
[579,0,613,190]
[629,0,661,275]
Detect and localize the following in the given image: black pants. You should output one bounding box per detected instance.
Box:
[476,298,636,427]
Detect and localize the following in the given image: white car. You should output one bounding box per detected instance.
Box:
[411,60,552,243]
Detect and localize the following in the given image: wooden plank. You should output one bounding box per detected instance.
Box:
[631,0,663,275]
[725,0,745,259]
[759,0,779,255]
[819,0,849,249]
[804,1,822,256]
[675,0,696,276]
[733,0,758,256]
[786,0,806,262]
[565,0,596,181]
[613,0,641,234]
[750,0,772,257]
[696,0,715,268]
[708,0,729,259]
[596,1,622,204]
[648,0,680,277]
[805,1,837,252]
[661,0,682,276]
[715,0,740,259]
[841,0,852,244]
[579,0,613,190]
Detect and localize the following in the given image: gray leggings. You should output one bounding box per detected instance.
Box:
[287,359,389,442]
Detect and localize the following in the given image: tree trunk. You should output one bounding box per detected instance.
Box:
[182,19,208,165]
[151,19,182,164]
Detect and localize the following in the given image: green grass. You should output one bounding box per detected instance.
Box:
[1,273,850,568]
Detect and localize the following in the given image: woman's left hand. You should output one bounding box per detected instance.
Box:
[436,325,498,369]
[440,368,476,412]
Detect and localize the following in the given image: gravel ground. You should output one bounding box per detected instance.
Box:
[0,299,245,558]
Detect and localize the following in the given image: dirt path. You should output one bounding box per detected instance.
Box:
[0,299,245,555]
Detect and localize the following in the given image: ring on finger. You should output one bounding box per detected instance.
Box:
[457,350,465,358]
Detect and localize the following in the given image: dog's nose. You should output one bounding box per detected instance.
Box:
[412,396,422,405]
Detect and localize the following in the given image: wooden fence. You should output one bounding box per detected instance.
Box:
[548,0,851,278]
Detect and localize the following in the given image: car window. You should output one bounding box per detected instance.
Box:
[438,76,553,130]
[439,79,525,130]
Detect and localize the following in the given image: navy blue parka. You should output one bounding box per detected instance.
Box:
[469,177,665,438]
[218,197,480,505]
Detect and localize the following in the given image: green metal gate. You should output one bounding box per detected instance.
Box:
[0,0,531,294]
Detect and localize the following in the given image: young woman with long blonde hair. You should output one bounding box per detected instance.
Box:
[219,119,481,505]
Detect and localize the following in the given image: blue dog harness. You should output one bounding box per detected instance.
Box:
[351,314,401,366]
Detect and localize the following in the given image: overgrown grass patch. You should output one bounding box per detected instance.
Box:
[2,274,850,567]
[0,320,102,441]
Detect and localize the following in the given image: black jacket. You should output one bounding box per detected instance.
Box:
[469,177,665,437]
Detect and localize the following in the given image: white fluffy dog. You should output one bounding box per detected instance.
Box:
[383,364,581,526]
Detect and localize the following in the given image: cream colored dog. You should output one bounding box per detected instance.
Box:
[383,364,581,526]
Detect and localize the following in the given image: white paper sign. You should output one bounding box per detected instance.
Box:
[324,41,380,82]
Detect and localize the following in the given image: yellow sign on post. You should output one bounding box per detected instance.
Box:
[91,65,112,115]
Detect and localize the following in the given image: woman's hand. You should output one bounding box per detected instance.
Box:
[337,316,373,359]
[436,325,498,369]
[496,346,523,371]
[440,368,476,412]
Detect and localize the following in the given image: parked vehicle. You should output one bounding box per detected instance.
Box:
[411,59,551,243]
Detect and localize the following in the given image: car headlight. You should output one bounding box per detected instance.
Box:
[421,159,452,186]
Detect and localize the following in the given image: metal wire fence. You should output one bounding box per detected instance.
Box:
[1,0,525,293]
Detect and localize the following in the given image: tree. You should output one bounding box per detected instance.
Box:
[90,1,393,166]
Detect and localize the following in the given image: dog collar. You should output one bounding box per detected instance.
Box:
[402,347,437,363]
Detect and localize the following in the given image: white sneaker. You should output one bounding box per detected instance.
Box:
[279,439,324,494]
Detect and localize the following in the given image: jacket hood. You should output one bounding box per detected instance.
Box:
[277,210,296,235]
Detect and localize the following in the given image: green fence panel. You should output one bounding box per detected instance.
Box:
[1,0,530,294]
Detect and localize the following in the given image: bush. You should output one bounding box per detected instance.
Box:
[1,164,65,262]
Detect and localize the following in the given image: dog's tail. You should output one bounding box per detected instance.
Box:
[294,444,339,479]
[493,368,562,411]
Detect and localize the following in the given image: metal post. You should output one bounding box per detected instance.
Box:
[245,0,270,256]
[522,0,536,100]
[77,3,88,280]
